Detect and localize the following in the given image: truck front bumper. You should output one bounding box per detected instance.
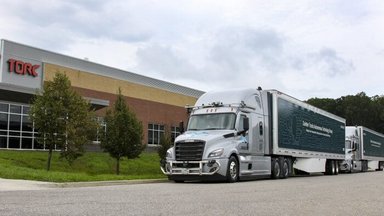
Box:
[161,159,225,176]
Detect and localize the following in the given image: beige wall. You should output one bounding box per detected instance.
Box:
[43,63,197,107]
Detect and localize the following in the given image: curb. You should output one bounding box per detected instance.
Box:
[53,179,169,188]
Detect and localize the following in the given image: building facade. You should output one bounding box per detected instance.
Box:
[0,39,204,150]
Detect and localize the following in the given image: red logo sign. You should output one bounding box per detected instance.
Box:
[7,58,39,77]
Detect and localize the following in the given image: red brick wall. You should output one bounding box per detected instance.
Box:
[73,86,189,144]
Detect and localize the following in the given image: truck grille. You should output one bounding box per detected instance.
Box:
[175,141,205,161]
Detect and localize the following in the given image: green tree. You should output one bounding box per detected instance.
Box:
[101,88,145,175]
[307,92,384,133]
[30,73,97,171]
[341,93,372,127]
[306,98,338,115]
[158,127,173,168]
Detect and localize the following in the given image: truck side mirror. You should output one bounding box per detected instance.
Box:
[179,121,185,134]
[243,117,249,132]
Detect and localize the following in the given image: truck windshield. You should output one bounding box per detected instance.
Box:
[187,113,236,130]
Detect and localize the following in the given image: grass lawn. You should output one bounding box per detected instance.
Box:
[0,150,166,182]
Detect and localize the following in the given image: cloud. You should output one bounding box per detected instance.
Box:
[208,27,285,73]
[306,48,354,77]
[133,25,355,96]
[1,0,382,100]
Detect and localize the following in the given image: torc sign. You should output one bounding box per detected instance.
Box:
[7,58,40,77]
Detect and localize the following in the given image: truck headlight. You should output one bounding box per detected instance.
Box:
[166,149,173,159]
[208,148,224,158]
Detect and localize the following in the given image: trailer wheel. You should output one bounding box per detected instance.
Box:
[325,160,334,175]
[226,156,239,183]
[334,161,339,175]
[271,158,280,179]
[280,158,289,179]
[377,162,384,171]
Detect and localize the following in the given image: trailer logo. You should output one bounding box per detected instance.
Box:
[7,58,40,77]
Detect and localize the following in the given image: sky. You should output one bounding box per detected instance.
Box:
[1,0,384,100]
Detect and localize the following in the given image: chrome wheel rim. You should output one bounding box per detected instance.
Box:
[229,161,237,180]
[274,162,280,177]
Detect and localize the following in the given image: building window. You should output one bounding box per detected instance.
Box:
[148,123,164,145]
[93,117,106,144]
[171,126,180,142]
[0,101,39,150]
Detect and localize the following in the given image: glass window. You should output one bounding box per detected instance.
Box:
[0,136,7,148]
[22,116,33,132]
[9,131,20,136]
[238,115,246,131]
[22,138,33,149]
[93,117,106,144]
[8,137,20,149]
[148,131,153,144]
[171,126,180,142]
[0,103,8,112]
[0,113,8,130]
[22,132,33,137]
[148,124,154,130]
[34,138,44,149]
[148,123,165,145]
[188,113,236,130]
[10,105,21,114]
[22,106,30,115]
[0,102,40,150]
[9,115,21,131]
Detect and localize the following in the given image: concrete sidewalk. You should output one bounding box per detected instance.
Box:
[0,178,167,191]
[0,178,55,191]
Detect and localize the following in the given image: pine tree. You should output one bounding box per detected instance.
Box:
[101,88,145,175]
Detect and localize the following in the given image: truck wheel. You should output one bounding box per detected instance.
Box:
[271,158,280,179]
[325,160,333,175]
[377,162,384,171]
[334,161,339,175]
[226,156,239,183]
[280,158,289,179]
[331,161,336,175]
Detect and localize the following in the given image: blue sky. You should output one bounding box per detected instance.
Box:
[1,0,383,100]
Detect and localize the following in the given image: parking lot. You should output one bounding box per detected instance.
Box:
[1,171,383,215]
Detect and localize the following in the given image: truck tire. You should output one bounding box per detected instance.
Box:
[362,161,368,172]
[271,158,280,179]
[334,161,339,175]
[280,157,289,179]
[377,162,384,171]
[325,160,334,175]
[226,156,239,183]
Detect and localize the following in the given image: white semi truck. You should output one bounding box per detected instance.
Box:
[161,88,346,182]
[341,126,384,172]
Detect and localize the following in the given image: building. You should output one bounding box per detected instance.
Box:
[0,39,204,150]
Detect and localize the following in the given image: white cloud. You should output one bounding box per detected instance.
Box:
[1,0,384,100]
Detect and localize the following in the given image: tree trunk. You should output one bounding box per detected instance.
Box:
[47,147,53,171]
[116,157,120,175]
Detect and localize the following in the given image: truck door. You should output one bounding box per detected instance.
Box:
[238,114,251,153]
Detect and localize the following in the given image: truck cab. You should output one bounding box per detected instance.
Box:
[341,126,384,172]
[341,127,362,172]
[161,89,270,182]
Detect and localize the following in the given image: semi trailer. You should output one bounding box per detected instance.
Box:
[161,88,346,182]
[341,126,384,172]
